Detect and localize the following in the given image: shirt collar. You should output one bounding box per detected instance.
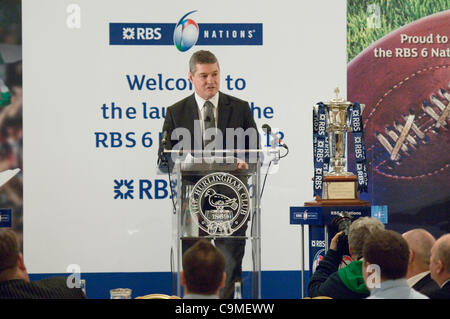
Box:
[195,92,219,111]
[372,278,409,293]
[441,278,450,288]
[407,271,430,287]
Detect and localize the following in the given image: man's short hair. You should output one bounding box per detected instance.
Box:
[189,50,219,74]
[348,217,385,259]
[363,230,410,280]
[182,239,225,294]
[0,230,19,273]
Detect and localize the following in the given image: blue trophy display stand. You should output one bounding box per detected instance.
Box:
[289,205,387,298]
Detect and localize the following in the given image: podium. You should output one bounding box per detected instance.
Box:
[289,205,372,298]
[163,150,263,298]
[289,204,388,298]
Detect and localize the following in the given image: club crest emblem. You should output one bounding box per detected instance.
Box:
[312,249,325,274]
[189,172,250,236]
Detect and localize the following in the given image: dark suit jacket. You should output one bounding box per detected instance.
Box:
[158,91,259,165]
[307,249,369,299]
[412,273,440,297]
[0,277,86,299]
[428,280,450,299]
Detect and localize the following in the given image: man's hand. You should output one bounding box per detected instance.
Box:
[237,160,248,170]
[330,231,343,251]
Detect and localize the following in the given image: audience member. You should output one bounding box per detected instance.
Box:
[362,229,428,299]
[0,229,86,299]
[1,15,24,251]
[308,217,385,298]
[0,62,23,250]
[428,234,450,299]
[181,239,226,299]
[402,229,439,296]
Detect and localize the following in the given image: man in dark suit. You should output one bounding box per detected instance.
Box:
[0,229,86,299]
[158,50,259,299]
[159,51,258,164]
[403,229,440,297]
[429,233,450,299]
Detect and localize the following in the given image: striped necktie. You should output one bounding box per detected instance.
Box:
[203,100,216,148]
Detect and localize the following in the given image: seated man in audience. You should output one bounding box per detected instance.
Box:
[402,228,439,296]
[428,233,450,299]
[362,229,428,299]
[181,239,226,299]
[308,217,384,299]
[0,229,86,299]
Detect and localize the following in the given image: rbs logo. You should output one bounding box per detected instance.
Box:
[122,27,162,40]
[114,179,175,200]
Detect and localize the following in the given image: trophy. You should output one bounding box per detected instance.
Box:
[306,88,369,206]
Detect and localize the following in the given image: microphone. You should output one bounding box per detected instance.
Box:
[262,123,272,135]
[158,131,169,167]
[262,124,288,149]
[161,130,168,147]
[279,139,289,150]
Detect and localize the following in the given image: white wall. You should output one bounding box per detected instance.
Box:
[22,0,347,274]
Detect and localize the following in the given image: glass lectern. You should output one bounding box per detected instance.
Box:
[164,150,262,299]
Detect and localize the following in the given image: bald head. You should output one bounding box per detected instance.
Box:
[432,234,450,272]
[430,234,450,286]
[403,229,436,270]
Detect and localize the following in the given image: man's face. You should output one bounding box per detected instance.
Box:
[189,63,220,100]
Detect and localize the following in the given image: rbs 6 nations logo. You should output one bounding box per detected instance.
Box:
[189,173,250,236]
[110,11,262,51]
[173,10,199,52]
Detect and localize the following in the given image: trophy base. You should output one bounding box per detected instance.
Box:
[304,197,370,207]
[324,171,354,177]
[306,175,370,206]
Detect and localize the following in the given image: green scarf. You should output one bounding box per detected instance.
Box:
[337,260,369,294]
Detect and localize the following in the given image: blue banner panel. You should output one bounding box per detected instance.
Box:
[309,226,326,275]
[30,270,303,299]
[321,206,371,225]
[371,205,388,224]
[110,23,174,45]
[197,24,263,45]
[289,206,322,225]
[110,23,263,46]
[0,208,12,228]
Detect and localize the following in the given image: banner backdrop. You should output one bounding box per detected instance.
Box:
[22,0,347,296]
[347,1,449,237]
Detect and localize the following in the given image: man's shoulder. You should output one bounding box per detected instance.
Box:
[413,273,440,295]
[427,283,450,299]
[220,92,249,107]
[0,277,86,299]
[167,94,195,110]
[35,276,69,288]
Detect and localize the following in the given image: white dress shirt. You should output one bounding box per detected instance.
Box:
[407,271,430,287]
[194,92,219,126]
[367,279,429,299]
[194,92,219,146]
[440,279,450,288]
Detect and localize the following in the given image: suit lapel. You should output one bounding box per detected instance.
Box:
[186,94,202,150]
[186,93,200,121]
[413,274,428,290]
[217,92,232,133]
